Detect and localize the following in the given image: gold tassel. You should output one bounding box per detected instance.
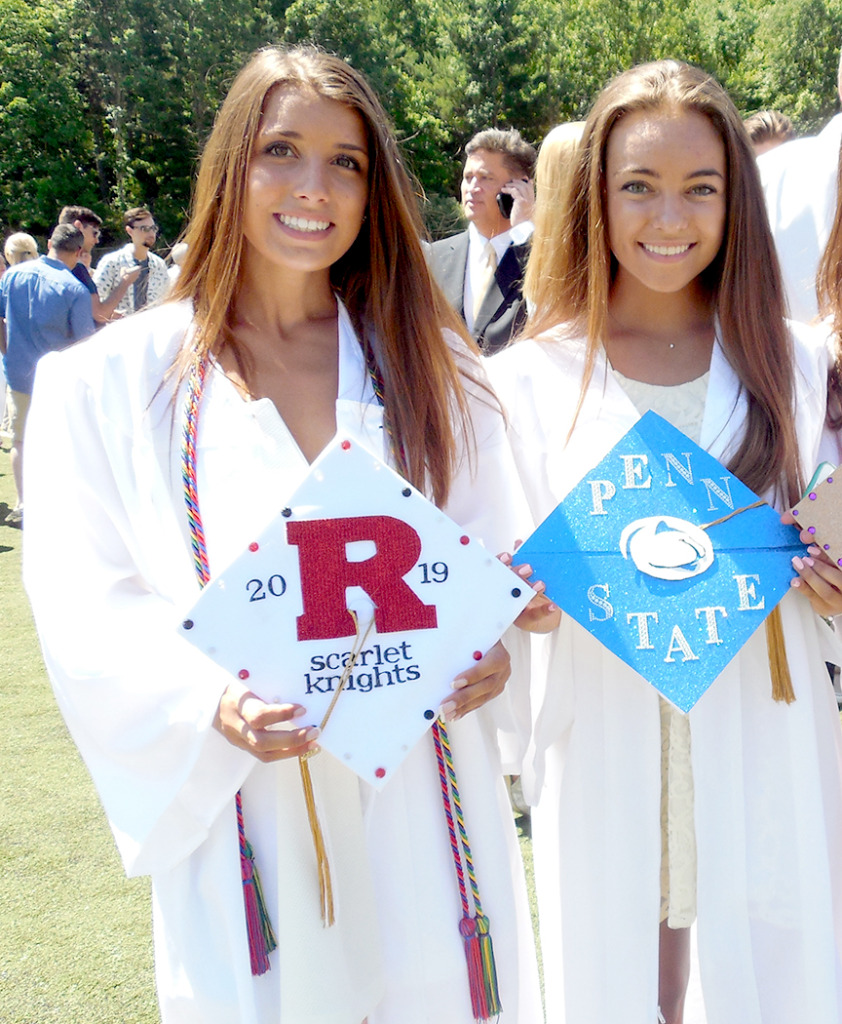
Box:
[296,610,376,928]
[766,606,795,703]
[299,753,335,926]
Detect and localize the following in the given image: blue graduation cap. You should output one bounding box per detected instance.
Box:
[516,411,803,711]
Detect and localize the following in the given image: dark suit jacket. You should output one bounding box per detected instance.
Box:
[426,230,529,355]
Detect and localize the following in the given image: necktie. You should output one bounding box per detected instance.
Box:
[472,241,497,321]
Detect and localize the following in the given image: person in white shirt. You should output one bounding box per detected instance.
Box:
[93,206,169,317]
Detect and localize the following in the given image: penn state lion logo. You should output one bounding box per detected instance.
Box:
[620,516,714,581]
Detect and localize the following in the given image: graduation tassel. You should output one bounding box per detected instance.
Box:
[460,912,502,1017]
[299,754,335,925]
[766,606,796,703]
[432,719,502,1022]
[300,610,376,927]
[237,791,278,973]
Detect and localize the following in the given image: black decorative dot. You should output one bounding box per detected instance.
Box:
[402,487,411,497]
[182,619,194,630]
[511,588,522,598]
[281,507,292,518]
[424,709,435,720]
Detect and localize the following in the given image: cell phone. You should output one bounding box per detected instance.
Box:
[496,191,514,219]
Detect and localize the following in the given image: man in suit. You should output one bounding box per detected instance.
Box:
[428,128,536,354]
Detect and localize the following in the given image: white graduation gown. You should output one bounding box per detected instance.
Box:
[488,324,842,1024]
[23,300,541,1024]
[759,114,842,323]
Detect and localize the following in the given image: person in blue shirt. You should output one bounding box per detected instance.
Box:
[0,223,95,524]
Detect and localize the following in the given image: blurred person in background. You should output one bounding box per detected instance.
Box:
[93,206,169,317]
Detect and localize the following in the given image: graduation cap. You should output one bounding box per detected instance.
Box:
[180,436,532,787]
[791,463,842,568]
[516,411,803,712]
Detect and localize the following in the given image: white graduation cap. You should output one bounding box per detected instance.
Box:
[180,436,532,787]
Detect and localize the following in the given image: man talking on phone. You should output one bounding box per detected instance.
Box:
[427,128,536,354]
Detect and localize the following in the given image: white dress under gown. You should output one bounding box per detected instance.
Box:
[23,300,542,1024]
[487,324,842,1024]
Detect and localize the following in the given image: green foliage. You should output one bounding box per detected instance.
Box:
[745,0,842,130]
[0,0,100,233]
[68,0,283,240]
[1,0,842,238]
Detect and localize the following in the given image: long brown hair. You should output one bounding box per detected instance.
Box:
[525,60,801,505]
[815,140,842,434]
[171,45,478,506]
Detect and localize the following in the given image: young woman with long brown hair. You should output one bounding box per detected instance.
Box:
[491,60,842,1023]
[23,46,541,1024]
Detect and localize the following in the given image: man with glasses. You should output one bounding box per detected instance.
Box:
[59,206,140,324]
[93,207,169,318]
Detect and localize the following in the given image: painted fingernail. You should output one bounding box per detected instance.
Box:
[304,727,320,742]
[792,556,804,570]
[805,557,815,567]
[440,701,458,721]
[790,577,802,588]
[292,705,307,718]
[517,564,533,577]
[451,676,468,690]
[808,546,822,556]
[499,552,512,565]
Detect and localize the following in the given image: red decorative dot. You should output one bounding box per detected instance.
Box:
[460,535,470,545]
[249,542,259,552]
[238,669,250,680]
[473,650,483,661]
[375,767,386,779]
[341,440,351,450]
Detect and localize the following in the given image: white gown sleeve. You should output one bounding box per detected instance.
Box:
[23,346,255,878]
[445,339,536,771]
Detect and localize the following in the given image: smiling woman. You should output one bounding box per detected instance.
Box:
[489,59,842,1024]
[22,45,541,1024]
[241,88,369,288]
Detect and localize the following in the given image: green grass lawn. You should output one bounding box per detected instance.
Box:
[0,446,158,1024]
[0,443,538,1021]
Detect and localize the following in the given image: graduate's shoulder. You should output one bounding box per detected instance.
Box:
[485,323,587,400]
[36,301,193,394]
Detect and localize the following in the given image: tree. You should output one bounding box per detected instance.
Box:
[0,0,99,233]
[745,0,842,131]
[69,0,282,239]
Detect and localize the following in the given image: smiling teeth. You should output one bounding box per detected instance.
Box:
[643,243,691,256]
[279,214,330,232]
